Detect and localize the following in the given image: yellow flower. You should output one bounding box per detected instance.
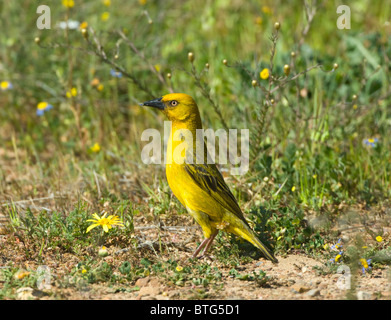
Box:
[36,102,53,116]
[101,12,110,21]
[335,254,342,262]
[0,81,13,90]
[255,16,263,26]
[79,21,88,30]
[91,78,100,87]
[14,270,30,280]
[154,64,161,72]
[360,258,368,269]
[376,236,383,242]
[86,213,124,233]
[323,243,329,250]
[103,0,111,6]
[66,87,77,98]
[90,143,101,153]
[353,104,358,110]
[62,0,75,8]
[261,6,272,14]
[97,84,104,91]
[291,186,296,192]
[312,174,317,179]
[260,68,269,80]
[176,265,183,272]
[37,102,49,110]
[139,0,147,5]
[81,269,87,274]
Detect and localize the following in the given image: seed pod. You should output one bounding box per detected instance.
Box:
[222,59,228,66]
[283,64,290,76]
[81,28,88,39]
[98,247,109,257]
[274,22,280,30]
[251,80,257,87]
[34,37,40,44]
[188,52,195,63]
[167,73,172,79]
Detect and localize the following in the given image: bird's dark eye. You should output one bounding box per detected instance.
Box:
[170,100,178,107]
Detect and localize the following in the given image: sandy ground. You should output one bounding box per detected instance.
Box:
[1,211,390,300]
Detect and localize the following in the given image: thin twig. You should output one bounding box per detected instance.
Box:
[88,28,155,97]
[116,30,173,93]
[0,196,62,206]
[270,64,322,94]
[188,63,229,130]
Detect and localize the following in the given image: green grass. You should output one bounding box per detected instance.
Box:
[0,0,390,298]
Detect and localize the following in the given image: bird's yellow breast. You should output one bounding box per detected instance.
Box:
[165,125,224,219]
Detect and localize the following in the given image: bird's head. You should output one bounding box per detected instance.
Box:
[140,93,200,123]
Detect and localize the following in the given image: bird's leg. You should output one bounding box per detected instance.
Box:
[192,237,210,259]
[200,231,218,257]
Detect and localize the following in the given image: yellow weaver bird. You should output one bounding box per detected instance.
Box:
[140,93,277,263]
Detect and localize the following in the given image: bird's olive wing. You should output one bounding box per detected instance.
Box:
[183,162,247,223]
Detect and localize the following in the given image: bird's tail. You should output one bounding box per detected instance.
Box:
[232,224,278,263]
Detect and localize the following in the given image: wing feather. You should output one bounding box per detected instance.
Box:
[183,162,248,224]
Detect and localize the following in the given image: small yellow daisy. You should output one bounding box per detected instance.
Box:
[36,102,53,116]
[176,265,183,272]
[360,258,368,269]
[261,6,272,14]
[0,81,13,90]
[62,0,75,8]
[90,143,101,153]
[154,64,161,72]
[79,21,88,30]
[101,12,110,21]
[86,213,124,233]
[376,236,383,242]
[260,68,269,80]
[14,270,30,280]
[66,87,77,98]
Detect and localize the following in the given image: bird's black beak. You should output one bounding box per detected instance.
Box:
[139,97,165,110]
